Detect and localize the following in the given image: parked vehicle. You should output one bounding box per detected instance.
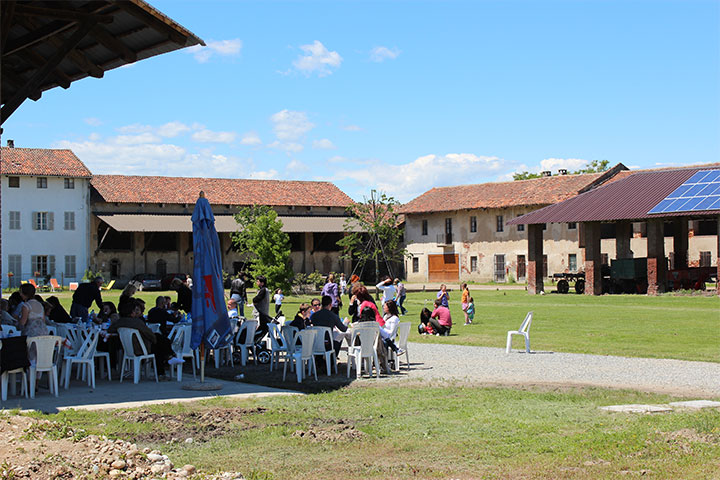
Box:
[132,273,162,291]
[161,273,189,290]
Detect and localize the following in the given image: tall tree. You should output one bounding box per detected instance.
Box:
[338,190,407,284]
[232,205,293,291]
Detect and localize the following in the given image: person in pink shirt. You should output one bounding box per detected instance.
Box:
[429,298,452,335]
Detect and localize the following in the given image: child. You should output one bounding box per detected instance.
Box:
[273,288,284,316]
[466,297,475,325]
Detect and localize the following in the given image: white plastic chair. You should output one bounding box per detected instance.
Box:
[0,339,28,401]
[291,329,317,383]
[147,323,161,334]
[1,325,19,338]
[309,326,336,376]
[281,326,300,381]
[390,322,411,371]
[267,323,287,372]
[27,335,63,398]
[169,324,196,382]
[61,330,99,389]
[118,328,158,384]
[347,326,380,378]
[234,320,258,367]
[506,311,533,354]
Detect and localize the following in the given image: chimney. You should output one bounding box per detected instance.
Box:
[6,139,14,148]
[558,169,567,175]
[541,170,551,177]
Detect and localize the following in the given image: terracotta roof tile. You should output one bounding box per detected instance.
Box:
[0,147,92,178]
[399,171,613,214]
[91,174,354,207]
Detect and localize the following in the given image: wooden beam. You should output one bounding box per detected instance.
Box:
[3,19,75,57]
[116,2,187,45]
[90,25,137,63]
[1,19,98,125]
[1,1,16,54]
[22,47,72,89]
[13,4,113,24]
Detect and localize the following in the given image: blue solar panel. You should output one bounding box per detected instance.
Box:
[647,169,720,214]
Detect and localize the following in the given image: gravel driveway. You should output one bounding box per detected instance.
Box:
[391,342,720,397]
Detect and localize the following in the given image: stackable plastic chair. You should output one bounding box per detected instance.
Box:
[347,327,380,378]
[293,329,317,383]
[118,328,158,384]
[281,326,300,381]
[61,330,100,389]
[390,322,412,371]
[309,326,337,376]
[506,311,533,354]
[234,320,258,367]
[27,335,63,398]
[168,324,196,382]
[267,323,287,372]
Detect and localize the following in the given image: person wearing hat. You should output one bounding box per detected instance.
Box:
[70,276,104,323]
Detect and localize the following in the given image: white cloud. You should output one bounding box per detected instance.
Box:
[116,123,153,134]
[334,153,504,201]
[268,140,303,153]
[113,133,161,145]
[312,138,335,149]
[271,110,314,140]
[191,129,237,143]
[187,38,243,63]
[369,46,401,62]
[240,132,262,145]
[249,169,278,180]
[539,157,589,173]
[292,40,342,77]
[84,117,102,127]
[157,122,191,138]
[328,155,347,163]
[342,124,362,132]
[286,159,310,173]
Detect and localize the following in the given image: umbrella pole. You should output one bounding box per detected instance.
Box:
[200,343,205,383]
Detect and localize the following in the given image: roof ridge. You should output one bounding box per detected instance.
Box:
[91,174,336,185]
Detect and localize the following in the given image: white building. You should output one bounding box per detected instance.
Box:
[1,145,92,288]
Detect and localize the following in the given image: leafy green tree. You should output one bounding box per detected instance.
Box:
[513,160,610,180]
[338,190,407,285]
[232,205,293,291]
[512,171,542,180]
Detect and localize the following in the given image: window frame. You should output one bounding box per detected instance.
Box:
[9,211,20,230]
[64,255,77,278]
[64,211,75,230]
[470,255,478,272]
[496,215,504,233]
[412,257,419,273]
[421,219,428,236]
[35,212,48,230]
[469,216,477,233]
[64,178,75,189]
[8,176,20,188]
[37,177,48,189]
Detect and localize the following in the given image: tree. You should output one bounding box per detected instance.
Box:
[231,205,293,291]
[338,190,407,285]
[512,160,610,180]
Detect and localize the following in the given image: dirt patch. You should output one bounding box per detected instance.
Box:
[114,406,267,443]
[291,419,365,442]
[662,428,719,445]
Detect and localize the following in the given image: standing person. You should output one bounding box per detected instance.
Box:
[429,298,452,335]
[466,297,476,324]
[70,277,104,322]
[273,288,284,316]
[460,283,471,325]
[394,278,407,315]
[339,273,347,295]
[118,282,137,316]
[375,276,396,305]
[171,278,192,313]
[321,273,341,315]
[230,273,249,318]
[436,284,449,308]
[252,275,271,341]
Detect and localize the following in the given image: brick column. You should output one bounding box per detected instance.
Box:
[646,219,666,295]
[672,219,688,270]
[527,223,544,295]
[615,220,633,259]
[583,222,602,295]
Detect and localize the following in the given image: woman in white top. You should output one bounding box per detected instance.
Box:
[377,300,404,371]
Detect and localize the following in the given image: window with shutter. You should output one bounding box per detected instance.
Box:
[48,212,54,230]
[49,255,56,275]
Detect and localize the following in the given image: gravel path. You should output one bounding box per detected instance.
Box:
[391,342,720,397]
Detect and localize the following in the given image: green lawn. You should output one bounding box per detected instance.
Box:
[41,385,720,479]
[48,288,720,363]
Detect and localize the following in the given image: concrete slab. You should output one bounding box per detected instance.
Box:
[600,404,673,413]
[0,377,299,413]
[668,400,720,409]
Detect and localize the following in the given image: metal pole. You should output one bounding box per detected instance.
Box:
[199,343,205,383]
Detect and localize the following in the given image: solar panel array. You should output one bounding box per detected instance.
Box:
[648,170,720,214]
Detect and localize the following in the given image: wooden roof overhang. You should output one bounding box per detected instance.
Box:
[0,0,204,126]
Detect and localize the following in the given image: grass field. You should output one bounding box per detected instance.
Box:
[39,384,720,479]
[47,287,719,363]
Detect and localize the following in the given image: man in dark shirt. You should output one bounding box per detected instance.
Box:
[311,295,348,356]
[147,296,175,336]
[70,277,104,322]
[171,278,192,313]
[230,272,249,317]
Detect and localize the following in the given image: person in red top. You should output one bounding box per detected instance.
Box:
[353,285,384,326]
[429,298,452,335]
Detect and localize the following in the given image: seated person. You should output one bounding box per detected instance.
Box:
[429,298,452,335]
[109,299,173,376]
[378,300,405,371]
[45,296,72,324]
[419,307,434,334]
[310,295,348,357]
[97,301,118,325]
[0,298,18,326]
[289,303,311,330]
[227,297,239,318]
[147,296,175,335]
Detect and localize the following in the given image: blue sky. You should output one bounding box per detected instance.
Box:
[4,0,719,202]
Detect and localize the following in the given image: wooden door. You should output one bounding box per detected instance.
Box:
[428,254,459,282]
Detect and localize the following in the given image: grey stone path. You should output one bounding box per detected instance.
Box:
[391,342,720,397]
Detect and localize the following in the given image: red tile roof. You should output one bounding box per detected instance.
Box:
[399,167,624,214]
[508,164,720,225]
[91,175,354,207]
[0,147,92,178]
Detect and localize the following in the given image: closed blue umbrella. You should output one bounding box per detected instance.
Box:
[191,193,232,363]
